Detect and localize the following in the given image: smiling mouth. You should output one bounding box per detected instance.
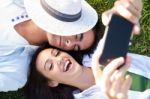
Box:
[63,59,72,72]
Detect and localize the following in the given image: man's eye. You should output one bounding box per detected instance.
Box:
[76,34,83,41]
[76,35,80,40]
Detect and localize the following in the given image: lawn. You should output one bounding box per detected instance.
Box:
[0,0,150,99]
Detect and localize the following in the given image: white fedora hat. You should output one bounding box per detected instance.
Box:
[24,0,98,36]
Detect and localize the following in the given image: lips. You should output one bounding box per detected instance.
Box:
[63,59,72,72]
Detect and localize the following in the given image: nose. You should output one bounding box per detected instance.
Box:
[65,39,76,48]
[56,57,65,66]
[66,39,71,47]
[57,59,61,66]
[56,59,65,71]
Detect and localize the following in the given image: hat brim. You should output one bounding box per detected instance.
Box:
[24,0,98,36]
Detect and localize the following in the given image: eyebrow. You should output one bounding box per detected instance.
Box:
[44,59,49,70]
[78,34,83,50]
[80,34,83,41]
[74,34,83,51]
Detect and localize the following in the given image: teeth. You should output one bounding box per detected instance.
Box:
[64,60,70,71]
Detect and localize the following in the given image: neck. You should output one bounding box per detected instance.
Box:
[69,67,95,91]
[14,20,48,45]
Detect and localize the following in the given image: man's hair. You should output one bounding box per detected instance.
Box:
[79,19,105,56]
[25,43,85,99]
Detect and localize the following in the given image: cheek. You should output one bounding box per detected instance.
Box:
[83,32,95,49]
[82,38,94,49]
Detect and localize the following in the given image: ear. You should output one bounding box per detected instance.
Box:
[47,80,59,87]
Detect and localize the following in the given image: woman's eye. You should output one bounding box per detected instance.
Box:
[55,50,60,56]
[49,63,53,70]
[51,49,60,56]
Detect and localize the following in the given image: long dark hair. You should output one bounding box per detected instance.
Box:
[25,43,84,99]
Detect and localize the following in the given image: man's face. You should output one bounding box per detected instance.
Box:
[47,30,95,51]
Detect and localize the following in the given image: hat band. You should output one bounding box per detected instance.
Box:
[40,0,82,22]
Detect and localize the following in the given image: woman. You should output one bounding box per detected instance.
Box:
[25,43,133,99]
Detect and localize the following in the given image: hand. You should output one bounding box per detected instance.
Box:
[102,0,143,35]
[101,57,132,99]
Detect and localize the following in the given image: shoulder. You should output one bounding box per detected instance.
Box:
[73,85,108,99]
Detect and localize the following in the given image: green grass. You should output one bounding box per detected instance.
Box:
[88,0,150,56]
[0,89,25,99]
[0,0,150,98]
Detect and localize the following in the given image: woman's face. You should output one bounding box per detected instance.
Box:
[36,48,83,85]
[46,30,95,51]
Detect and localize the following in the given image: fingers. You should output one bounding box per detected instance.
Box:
[102,57,132,99]
[133,22,140,35]
[110,56,131,85]
[121,75,132,94]
[116,75,132,99]
[102,9,114,26]
[101,57,125,93]
[102,0,142,34]
[114,0,141,34]
[108,74,132,99]
[128,0,143,12]
[115,0,141,18]
[103,57,124,77]
[110,75,124,97]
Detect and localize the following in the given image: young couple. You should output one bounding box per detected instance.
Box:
[0,0,144,97]
[21,0,150,99]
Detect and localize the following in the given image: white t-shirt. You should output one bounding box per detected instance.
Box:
[0,0,38,92]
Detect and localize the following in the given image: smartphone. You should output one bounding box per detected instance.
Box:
[99,14,133,66]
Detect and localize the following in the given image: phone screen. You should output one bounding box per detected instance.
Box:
[99,14,133,66]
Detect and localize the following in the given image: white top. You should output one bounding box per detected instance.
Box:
[0,0,38,92]
[79,53,150,99]
[0,0,29,45]
[74,85,150,99]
